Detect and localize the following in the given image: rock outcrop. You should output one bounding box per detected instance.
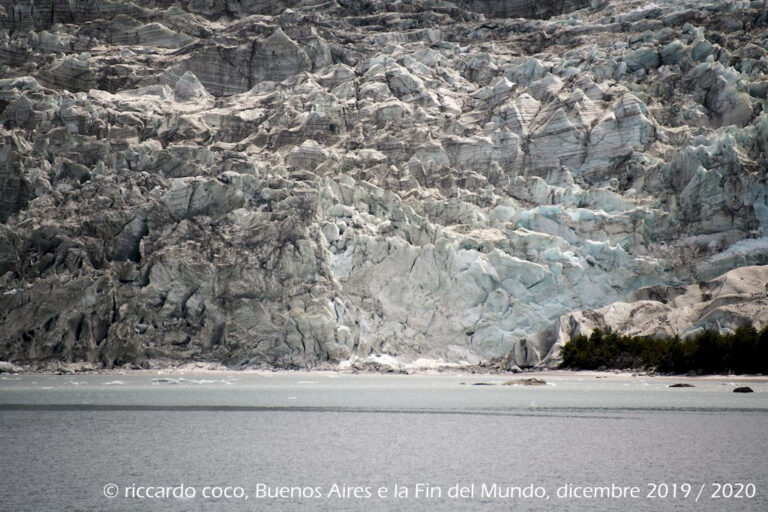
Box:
[1,0,767,369]
[539,265,768,367]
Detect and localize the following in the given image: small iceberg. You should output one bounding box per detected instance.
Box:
[152,377,187,384]
[188,378,235,385]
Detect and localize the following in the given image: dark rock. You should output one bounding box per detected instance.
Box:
[504,378,547,386]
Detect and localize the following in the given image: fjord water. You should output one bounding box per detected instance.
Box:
[1,373,766,511]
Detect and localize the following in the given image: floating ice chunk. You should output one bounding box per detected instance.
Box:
[152,377,188,384]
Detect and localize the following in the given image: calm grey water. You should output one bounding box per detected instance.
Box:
[1,372,766,511]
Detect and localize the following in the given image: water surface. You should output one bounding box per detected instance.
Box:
[1,372,766,511]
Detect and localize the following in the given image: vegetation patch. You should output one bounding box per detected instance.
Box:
[560,326,768,375]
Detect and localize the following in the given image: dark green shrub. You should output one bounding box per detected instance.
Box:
[560,325,768,375]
